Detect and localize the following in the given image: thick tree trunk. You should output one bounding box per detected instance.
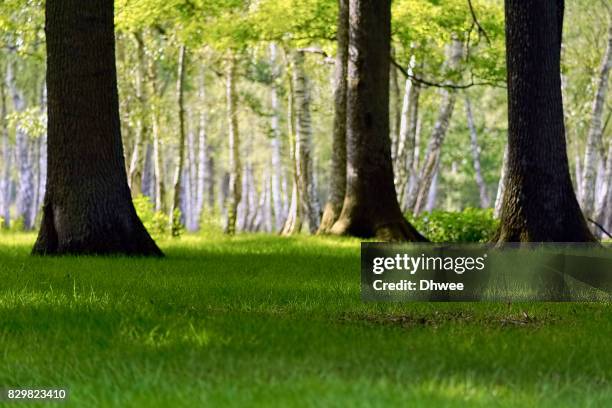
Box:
[170,45,187,236]
[269,43,285,232]
[580,14,612,219]
[224,55,241,235]
[465,95,491,208]
[319,0,348,234]
[292,51,320,233]
[495,0,595,242]
[413,40,462,216]
[33,0,162,255]
[330,0,426,241]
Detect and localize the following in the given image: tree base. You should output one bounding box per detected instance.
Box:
[317,202,341,235]
[493,220,598,244]
[330,215,428,242]
[32,204,164,257]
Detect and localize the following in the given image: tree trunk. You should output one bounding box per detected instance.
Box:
[580,14,612,219]
[394,55,420,211]
[224,55,241,235]
[141,141,154,199]
[292,51,320,233]
[281,72,302,235]
[319,0,348,234]
[495,0,595,242]
[594,141,612,234]
[330,0,426,241]
[170,44,187,236]
[7,62,35,230]
[33,0,162,255]
[150,60,165,212]
[413,40,463,216]
[465,95,491,208]
[195,68,209,224]
[127,33,148,196]
[0,68,11,228]
[269,43,286,232]
[494,144,508,218]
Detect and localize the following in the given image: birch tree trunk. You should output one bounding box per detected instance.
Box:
[7,62,35,229]
[0,70,10,228]
[127,33,147,196]
[394,55,419,209]
[269,43,285,232]
[465,95,491,208]
[580,14,612,219]
[319,0,348,233]
[494,144,508,218]
[292,50,320,233]
[281,71,302,235]
[224,55,241,235]
[594,141,612,234]
[195,69,209,225]
[141,141,154,199]
[170,45,187,236]
[149,59,165,212]
[413,40,463,216]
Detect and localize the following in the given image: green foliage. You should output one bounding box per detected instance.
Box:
[408,208,499,243]
[199,209,224,237]
[171,208,185,238]
[132,195,172,239]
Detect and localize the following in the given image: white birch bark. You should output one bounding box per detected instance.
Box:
[580,15,612,218]
[465,95,491,208]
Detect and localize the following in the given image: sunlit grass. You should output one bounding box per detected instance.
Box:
[0,232,611,407]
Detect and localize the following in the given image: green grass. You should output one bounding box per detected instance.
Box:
[0,233,611,407]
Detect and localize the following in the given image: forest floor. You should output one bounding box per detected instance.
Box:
[0,233,611,407]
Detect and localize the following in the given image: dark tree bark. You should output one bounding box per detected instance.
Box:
[318,0,348,234]
[495,0,595,242]
[330,0,426,241]
[33,0,163,255]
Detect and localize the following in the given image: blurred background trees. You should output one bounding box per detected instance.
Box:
[0,0,610,240]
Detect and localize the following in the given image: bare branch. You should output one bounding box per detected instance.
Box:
[467,0,492,46]
[390,57,504,90]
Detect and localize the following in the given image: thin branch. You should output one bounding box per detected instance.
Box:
[467,0,491,46]
[390,57,504,90]
[589,218,612,239]
[297,47,335,65]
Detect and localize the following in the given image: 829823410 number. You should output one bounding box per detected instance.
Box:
[4,388,68,401]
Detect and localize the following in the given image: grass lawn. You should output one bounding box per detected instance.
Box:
[0,233,611,407]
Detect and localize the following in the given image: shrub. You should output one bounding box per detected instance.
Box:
[133,195,173,239]
[407,208,499,243]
